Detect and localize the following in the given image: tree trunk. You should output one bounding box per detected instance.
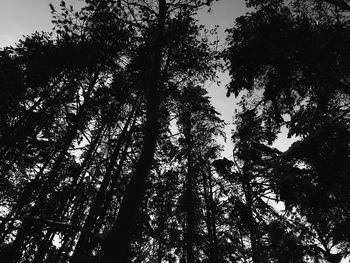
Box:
[27,123,105,263]
[99,1,166,262]
[99,98,159,262]
[70,103,138,263]
[202,164,218,263]
[1,77,97,263]
[207,165,219,262]
[185,109,194,263]
[242,166,258,263]
[156,195,166,263]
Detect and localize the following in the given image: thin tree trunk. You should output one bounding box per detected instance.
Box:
[242,166,258,263]
[156,199,166,263]
[28,73,98,211]
[202,165,216,263]
[32,123,105,263]
[70,99,140,263]
[1,77,97,263]
[185,108,194,263]
[207,164,219,262]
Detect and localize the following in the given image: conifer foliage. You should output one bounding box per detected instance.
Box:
[0,0,350,262]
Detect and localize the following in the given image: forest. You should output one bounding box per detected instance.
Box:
[0,0,350,262]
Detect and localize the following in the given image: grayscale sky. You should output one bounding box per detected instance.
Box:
[0,0,295,158]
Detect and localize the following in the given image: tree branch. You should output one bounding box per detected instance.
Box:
[0,216,104,242]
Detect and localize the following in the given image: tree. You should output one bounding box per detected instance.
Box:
[224,0,350,261]
[0,0,220,262]
[0,1,133,261]
[98,1,218,262]
[4,0,350,262]
[175,84,224,262]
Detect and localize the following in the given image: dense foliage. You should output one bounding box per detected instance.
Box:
[0,0,349,262]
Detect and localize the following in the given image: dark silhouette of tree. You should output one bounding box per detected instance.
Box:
[0,0,218,262]
[175,85,224,263]
[224,0,350,262]
[98,1,218,262]
[1,0,350,262]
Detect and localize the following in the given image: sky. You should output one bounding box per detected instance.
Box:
[0,0,246,46]
[197,1,297,156]
[0,0,296,158]
[0,0,87,47]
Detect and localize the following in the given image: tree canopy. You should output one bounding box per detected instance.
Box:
[0,0,349,262]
